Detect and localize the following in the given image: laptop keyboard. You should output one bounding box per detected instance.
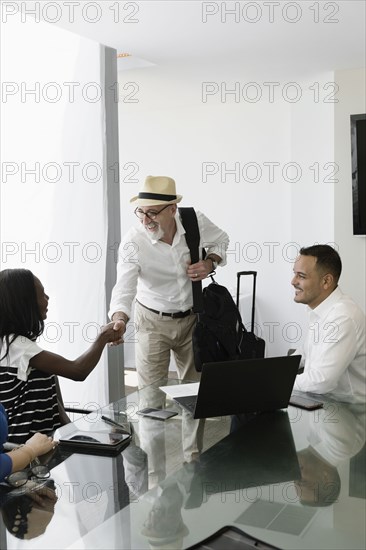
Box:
[173,395,198,414]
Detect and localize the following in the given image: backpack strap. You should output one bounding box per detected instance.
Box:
[179,207,204,313]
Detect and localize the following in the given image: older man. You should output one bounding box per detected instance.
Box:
[110,174,228,385]
[291,244,365,403]
[109,175,229,466]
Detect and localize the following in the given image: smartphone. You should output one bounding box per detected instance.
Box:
[136,408,178,420]
[289,395,324,410]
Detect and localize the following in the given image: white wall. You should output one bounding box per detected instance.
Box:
[118,66,340,358]
[1,18,111,409]
[334,68,366,312]
[289,71,336,334]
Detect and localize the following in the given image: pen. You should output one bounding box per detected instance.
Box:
[101,415,130,433]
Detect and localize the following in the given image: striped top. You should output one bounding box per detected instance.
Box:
[0,336,61,444]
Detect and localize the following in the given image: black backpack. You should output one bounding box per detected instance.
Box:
[179,207,249,372]
[192,282,248,371]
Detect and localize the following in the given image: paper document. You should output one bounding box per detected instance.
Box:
[159,382,199,398]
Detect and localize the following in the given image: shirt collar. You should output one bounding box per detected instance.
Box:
[173,212,186,245]
[308,286,343,320]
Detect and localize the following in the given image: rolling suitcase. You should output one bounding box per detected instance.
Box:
[236,271,266,359]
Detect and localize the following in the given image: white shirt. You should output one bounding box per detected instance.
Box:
[293,287,366,403]
[109,210,229,319]
[1,336,42,381]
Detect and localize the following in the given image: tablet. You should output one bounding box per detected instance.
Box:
[59,430,131,456]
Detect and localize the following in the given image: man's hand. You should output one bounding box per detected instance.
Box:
[108,312,129,345]
[187,259,214,281]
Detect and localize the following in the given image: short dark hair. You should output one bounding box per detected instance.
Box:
[299,245,342,283]
[0,268,44,361]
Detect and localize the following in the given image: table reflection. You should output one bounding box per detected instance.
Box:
[295,401,366,507]
[1,387,364,550]
[136,382,205,488]
[141,480,190,549]
[138,411,300,548]
[1,480,56,541]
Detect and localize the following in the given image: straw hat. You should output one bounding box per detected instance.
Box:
[130,176,182,206]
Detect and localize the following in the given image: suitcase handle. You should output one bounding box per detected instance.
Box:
[236,271,257,332]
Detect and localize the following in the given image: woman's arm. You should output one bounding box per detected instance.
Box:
[5,433,56,475]
[29,321,123,381]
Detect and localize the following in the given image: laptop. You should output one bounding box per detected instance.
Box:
[173,355,301,419]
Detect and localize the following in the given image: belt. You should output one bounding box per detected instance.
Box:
[137,301,193,319]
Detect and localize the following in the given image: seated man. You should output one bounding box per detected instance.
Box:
[291,244,365,402]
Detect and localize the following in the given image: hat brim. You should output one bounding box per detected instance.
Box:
[130,195,182,206]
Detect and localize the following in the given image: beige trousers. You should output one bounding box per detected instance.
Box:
[134,301,204,468]
[134,301,199,386]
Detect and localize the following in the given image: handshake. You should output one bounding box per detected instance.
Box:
[99,318,128,346]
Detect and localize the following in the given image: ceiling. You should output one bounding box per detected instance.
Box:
[43,1,365,78]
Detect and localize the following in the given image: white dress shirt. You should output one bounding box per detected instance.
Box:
[293,287,366,403]
[109,210,229,319]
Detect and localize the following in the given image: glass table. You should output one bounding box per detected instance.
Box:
[0,381,365,549]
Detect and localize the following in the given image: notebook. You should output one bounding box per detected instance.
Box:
[173,355,301,419]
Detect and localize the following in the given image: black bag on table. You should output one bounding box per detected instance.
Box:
[179,207,265,372]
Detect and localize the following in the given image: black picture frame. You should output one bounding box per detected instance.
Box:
[350,114,366,235]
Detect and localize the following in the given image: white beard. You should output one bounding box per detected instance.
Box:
[144,223,165,242]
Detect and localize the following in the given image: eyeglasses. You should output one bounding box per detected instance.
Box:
[6,458,50,488]
[134,204,171,221]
